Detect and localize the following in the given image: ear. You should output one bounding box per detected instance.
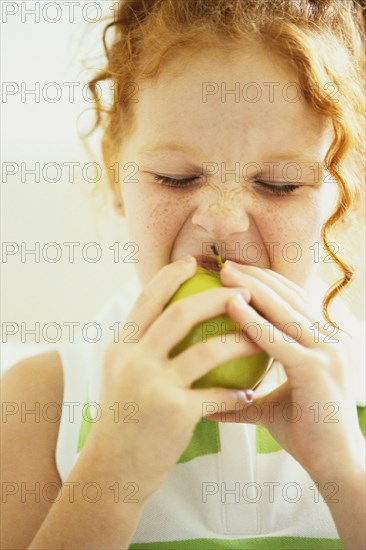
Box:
[112,189,125,216]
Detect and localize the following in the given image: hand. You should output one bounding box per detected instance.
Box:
[87,257,256,502]
[207,261,365,481]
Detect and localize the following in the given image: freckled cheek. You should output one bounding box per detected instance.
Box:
[253,200,294,241]
[147,198,188,238]
[258,199,325,282]
[124,189,190,258]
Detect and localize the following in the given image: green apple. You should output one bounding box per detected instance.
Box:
[165,265,272,390]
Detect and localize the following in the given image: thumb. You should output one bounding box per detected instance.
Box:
[205,392,266,425]
[193,387,254,421]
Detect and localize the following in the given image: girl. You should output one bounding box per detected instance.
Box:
[2,0,365,548]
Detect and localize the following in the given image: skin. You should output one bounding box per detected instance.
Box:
[116,46,337,293]
[109,47,365,548]
[3,46,363,550]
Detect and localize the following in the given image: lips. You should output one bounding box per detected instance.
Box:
[197,259,221,272]
[194,254,247,272]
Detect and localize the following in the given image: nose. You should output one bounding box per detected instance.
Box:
[191,180,250,241]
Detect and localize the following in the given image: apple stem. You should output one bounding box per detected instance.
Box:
[210,244,224,269]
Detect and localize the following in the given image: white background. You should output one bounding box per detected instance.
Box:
[1,1,139,370]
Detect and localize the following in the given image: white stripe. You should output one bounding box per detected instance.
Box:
[55,341,87,482]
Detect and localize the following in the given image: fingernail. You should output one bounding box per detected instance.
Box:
[244,390,254,402]
[224,260,242,271]
[238,288,251,302]
[238,390,254,403]
[179,255,195,263]
[234,292,249,308]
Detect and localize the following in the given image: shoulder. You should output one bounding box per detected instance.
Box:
[1,351,64,549]
[1,350,64,454]
[2,350,63,404]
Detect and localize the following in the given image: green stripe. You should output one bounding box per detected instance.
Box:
[77,394,94,453]
[77,403,365,458]
[77,401,221,460]
[255,405,366,453]
[129,536,343,549]
[256,425,282,454]
[357,406,366,438]
[177,418,220,464]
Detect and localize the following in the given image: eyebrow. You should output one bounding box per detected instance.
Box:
[137,143,322,164]
[138,143,203,159]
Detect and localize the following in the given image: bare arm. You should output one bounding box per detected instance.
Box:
[1,354,144,550]
[28,435,146,550]
[1,353,64,550]
[2,259,254,549]
[314,444,366,550]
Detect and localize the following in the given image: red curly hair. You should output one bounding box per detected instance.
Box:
[83,0,366,330]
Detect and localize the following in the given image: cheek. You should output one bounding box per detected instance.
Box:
[123,187,191,262]
[125,177,193,233]
[257,193,327,283]
[143,194,190,239]
[257,195,322,241]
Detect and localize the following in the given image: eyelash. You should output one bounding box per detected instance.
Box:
[152,175,300,196]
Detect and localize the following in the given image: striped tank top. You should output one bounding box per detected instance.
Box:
[55,276,366,549]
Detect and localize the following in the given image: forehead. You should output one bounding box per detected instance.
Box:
[132,47,333,163]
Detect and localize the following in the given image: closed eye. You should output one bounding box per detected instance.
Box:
[153,174,201,188]
[152,174,301,195]
[255,180,301,196]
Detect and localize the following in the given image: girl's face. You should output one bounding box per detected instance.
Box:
[117,47,337,289]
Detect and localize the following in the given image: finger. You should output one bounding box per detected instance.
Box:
[223,270,321,347]
[223,262,305,300]
[222,263,314,319]
[227,294,314,373]
[205,408,258,424]
[122,256,197,342]
[253,267,307,301]
[170,332,261,388]
[142,286,250,358]
[206,380,294,426]
[258,269,340,336]
[223,381,291,430]
[232,266,344,344]
[204,394,263,424]
[191,386,254,420]
[221,265,333,342]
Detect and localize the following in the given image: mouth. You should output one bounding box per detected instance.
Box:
[196,258,221,272]
[194,255,247,273]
